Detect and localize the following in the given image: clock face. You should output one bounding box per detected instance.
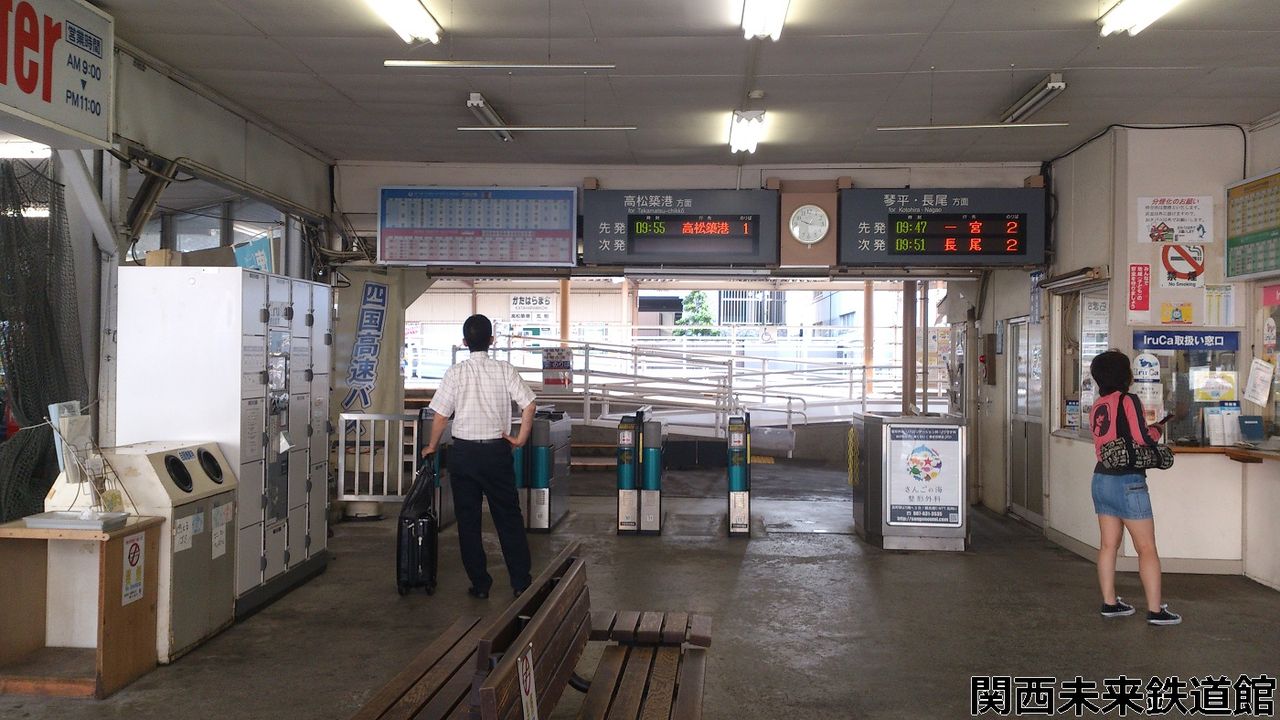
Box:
[789,204,830,245]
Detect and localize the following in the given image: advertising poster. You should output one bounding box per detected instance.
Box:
[1138,196,1213,243]
[1128,264,1151,324]
[1191,369,1238,403]
[1132,353,1165,424]
[886,425,963,527]
[1160,302,1194,325]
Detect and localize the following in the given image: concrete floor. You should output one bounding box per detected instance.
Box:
[4,483,1279,719]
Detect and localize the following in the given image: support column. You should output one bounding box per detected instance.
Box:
[920,281,930,413]
[862,282,874,397]
[902,281,917,415]
[559,278,571,344]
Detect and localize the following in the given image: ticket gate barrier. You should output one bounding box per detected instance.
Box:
[415,408,455,529]
[639,419,665,535]
[727,414,751,537]
[515,410,571,532]
[616,413,641,534]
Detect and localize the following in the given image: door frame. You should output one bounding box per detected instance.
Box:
[1006,317,1045,526]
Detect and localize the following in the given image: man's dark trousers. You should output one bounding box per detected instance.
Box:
[448,439,532,593]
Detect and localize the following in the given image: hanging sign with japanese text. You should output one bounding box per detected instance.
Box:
[1137,196,1213,243]
[582,189,779,266]
[839,188,1046,267]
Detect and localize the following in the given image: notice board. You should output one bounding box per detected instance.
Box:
[1227,169,1280,280]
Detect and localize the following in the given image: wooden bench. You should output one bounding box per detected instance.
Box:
[353,542,710,720]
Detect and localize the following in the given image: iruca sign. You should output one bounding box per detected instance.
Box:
[0,0,113,146]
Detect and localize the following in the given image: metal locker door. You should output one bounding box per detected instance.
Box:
[240,398,266,465]
[309,391,329,462]
[288,449,308,511]
[236,522,263,596]
[308,462,328,557]
[267,276,291,329]
[242,271,268,336]
[1027,421,1045,517]
[237,460,265,528]
[264,521,287,580]
[287,505,307,567]
[242,334,267,399]
[311,285,333,375]
[291,280,312,338]
[1009,421,1029,510]
[290,338,311,390]
[289,392,310,449]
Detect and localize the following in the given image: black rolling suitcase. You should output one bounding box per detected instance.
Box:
[396,458,439,595]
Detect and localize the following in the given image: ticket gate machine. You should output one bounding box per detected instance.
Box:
[639,419,665,535]
[515,410,571,532]
[728,414,751,537]
[616,413,640,534]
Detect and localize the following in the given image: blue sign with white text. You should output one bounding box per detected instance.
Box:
[1132,331,1239,351]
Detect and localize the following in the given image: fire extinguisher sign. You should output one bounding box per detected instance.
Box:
[517,643,539,720]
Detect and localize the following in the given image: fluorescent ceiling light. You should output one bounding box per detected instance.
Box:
[466,92,514,142]
[386,60,614,70]
[1098,0,1182,36]
[730,110,767,153]
[877,122,1069,131]
[457,126,637,132]
[0,142,51,158]
[364,0,441,44]
[1001,73,1067,124]
[740,0,790,41]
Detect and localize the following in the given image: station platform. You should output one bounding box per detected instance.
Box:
[4,466,1277,719]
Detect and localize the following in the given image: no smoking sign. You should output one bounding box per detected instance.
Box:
[1160,244,1205,288]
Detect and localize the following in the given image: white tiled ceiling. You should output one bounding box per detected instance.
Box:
[91,0,1280,165]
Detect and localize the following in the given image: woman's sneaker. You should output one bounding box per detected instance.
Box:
[1147,604,1182,625]
[1100,597,1136,618]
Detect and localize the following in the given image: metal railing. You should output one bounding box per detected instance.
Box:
[337,413,418,502]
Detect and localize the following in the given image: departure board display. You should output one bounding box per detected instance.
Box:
[628,214,759,256]
[583,190,779,266]
[839,188,1045,267]
[888,213,1027,256]
[378,187,577,267]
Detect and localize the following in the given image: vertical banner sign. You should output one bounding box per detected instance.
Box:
[122,532,144,605]
[541,347,572,387]
[516,644,539,720]
[1128,264,1150,324]
[885,425,963,527]
[1138,196,1213,243]
[342,282,388,410]
[0,0,114,147]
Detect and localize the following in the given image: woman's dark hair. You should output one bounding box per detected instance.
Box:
[462,314,493,352]
[1090,349,1133,395]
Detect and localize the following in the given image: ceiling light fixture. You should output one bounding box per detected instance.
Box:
[364,0,442,44]
[466,92,514,142]
[740,0,790,41]
[877,122,1070,131]
[0,141,51,158]
[1001,73,1067,124]
[1098,0,1182,37]
[386,60,615,70]
[729,110,767,152]
[457,126,637,132]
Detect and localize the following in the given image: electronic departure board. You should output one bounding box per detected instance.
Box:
[888,214,1027,256]
[583,190,779,266]
[378,187,577,267]
[839,188,1045,267]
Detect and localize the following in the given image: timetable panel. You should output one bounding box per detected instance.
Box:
[1227,170,1280,279]
[378,187,578,267]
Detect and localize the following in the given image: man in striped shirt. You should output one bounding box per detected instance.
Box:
[422,314,536,599]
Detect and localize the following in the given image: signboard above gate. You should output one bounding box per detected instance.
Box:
[582,189,779,266]
[839,188,1046,267]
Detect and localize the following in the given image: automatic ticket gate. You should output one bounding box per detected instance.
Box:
[616,412,665,535]
[727,414,751,537]
[514,409,571,532]
[415,408,455,529]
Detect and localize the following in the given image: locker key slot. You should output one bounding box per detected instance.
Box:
[285,306,294,320]
[260,308,269,323]
[306,312,314,327]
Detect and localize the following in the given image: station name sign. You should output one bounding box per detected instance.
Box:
[839,188,1046,267]
[583,189,779,266]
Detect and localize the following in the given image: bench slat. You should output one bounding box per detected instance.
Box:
[606,647,654,720]
[475,542,581,672]
[411,661,482,720]
[659,613,688,646]
[350,616,483,720]
[382,637,480,720]
[589,610,617,642]
[576,645,628,720]
[483,584,591,720]
[636,612,664,644]
[686,616,712,648]
[535,610,592,719]
[669,649,706,720]
[611,611,642,643]
[638,647,680,720]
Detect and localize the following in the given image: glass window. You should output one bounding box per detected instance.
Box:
[174,209,221,252]
[231,199,283,246]
[1137,349,1238,446]
[1059,286,1109,435]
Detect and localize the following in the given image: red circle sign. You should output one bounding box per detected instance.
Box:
[1161,244,1204,280]
[128,542,140,567]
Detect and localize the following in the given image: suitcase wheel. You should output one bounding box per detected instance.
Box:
[397,583,409,596]
[425,584,435,596]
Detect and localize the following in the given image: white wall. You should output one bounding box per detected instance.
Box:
[113,49,330,216]
[973,269,1032,513]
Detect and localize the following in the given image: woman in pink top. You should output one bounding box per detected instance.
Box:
[1088,350,1181,626]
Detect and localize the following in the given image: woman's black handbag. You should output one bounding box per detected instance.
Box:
[1098,394,1174,471]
